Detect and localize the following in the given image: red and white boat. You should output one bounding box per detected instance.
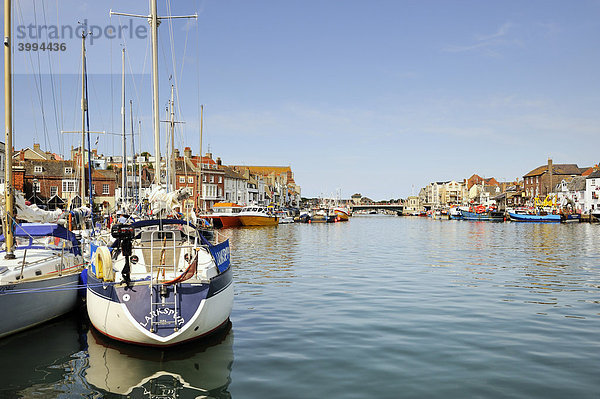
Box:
[204,203,243,228]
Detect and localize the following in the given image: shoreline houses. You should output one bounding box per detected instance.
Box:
[4,142,301,213]
[414,158,599,214]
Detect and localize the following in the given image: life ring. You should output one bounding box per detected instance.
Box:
[93,246,114,282]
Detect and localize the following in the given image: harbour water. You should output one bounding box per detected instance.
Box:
[1,216,599,398]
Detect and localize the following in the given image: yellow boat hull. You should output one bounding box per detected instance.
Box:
[334,211,349,221]
[239,216,279,226]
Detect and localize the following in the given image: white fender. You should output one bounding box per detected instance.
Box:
[93,246,114,282]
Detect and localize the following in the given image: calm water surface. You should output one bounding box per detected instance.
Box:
[1,216,599,398]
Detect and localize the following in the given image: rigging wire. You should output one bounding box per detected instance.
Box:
[55,0,65,156]
[40,0,61,156]
[30,0,51,151]
[14,2,42,150]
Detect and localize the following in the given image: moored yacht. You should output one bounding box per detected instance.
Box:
[86,219,233,347]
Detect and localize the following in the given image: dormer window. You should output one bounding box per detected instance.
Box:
[34,165,43,173]
[65,167,74,174]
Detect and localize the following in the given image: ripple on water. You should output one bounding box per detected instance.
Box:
[229,218,600,398]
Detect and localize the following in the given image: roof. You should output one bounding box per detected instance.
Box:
[524,163,582,177]
[21,159,76,176]
[174,159,198,174]
[566,176,586,191]
[587,170,600,179]
[231,165,295,184]
[221,166,246,180]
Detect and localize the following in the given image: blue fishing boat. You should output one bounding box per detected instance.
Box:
[508,212,561,223]
[460,209,505,222]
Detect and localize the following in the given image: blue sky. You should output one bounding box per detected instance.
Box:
[2,0,600,200]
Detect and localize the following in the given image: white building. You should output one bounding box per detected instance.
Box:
[584,170,600,213]
[555,176,586,212]
[222,166,248,204]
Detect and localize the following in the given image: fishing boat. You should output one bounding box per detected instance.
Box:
[310,209,336,223]
[276,210,295,224]
[0,1,85,339]
[333,206,350,221]
[86,1,233,347]
[238,206,279,226]
[460,209,504,222]
[448,207,463,220]
[508,212,561,223]
[560,212,581,223]
[294,211,311,223]
[206,202,242,228]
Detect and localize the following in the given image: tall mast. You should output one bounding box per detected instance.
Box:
[169,84,175,191]
[121,48,127,206]
[110,1,196,186]
[150,0,160,182]
[130,100,135,202]
[198,104,203,210]
[80,32,87,205]
[4,0,15,259]
[138,120,142,202]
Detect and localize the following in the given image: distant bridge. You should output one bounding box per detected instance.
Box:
[351,204,404,212]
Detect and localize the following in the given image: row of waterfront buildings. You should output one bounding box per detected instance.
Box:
[0,142,302,213]
[399,159,600,214]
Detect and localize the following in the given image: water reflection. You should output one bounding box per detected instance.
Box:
[0,311,88,398]
[85,322,234,398]
[0,309,234,398]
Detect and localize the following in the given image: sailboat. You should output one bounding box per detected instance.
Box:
[0,0,85,338]
[86,1,233,347]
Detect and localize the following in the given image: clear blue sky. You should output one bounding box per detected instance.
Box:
[2,0,600,200]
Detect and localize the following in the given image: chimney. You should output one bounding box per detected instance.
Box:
[216,157,222,166]
[174,149,180,158]
[205,152,213,160]
[33,143,41,151]
[184,147,192,159]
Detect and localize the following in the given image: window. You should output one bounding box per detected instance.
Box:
[179,176,185,183]
[62,180,77,193]
[32,181,41,193]
[188,176,194,183]
[210,176,214,183]
[34,165,43,173]
[50,186,58,196]
[203,175,207,182]
[218,176,222,183]
[102,184,110,195]
[64,167,74,174]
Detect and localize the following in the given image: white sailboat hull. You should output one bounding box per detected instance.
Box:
[0,273,81,338]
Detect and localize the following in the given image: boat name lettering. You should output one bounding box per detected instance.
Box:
[215,247,230,266]
[0,284,16,293]
[139,308,184,328]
